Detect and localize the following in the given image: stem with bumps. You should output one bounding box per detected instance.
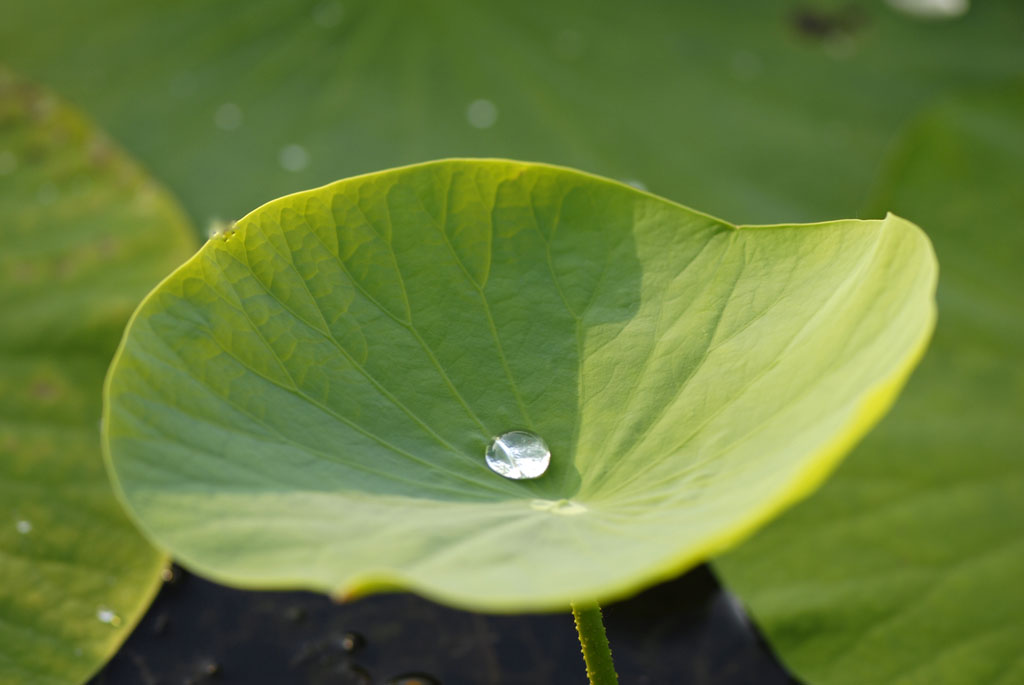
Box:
[571,601,618,685]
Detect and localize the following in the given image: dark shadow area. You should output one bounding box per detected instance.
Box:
[90,564,798,685]
[789,4,867,42]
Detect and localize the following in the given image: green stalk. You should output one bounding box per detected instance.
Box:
[571,601,618,685]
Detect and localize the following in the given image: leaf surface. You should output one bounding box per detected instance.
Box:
[715,88,1024,684]
[105,159,936,611]
[0,69,196,684]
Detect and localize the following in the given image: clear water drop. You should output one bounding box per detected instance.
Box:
[96,607,122,627]
[206,218,236,240]
[214,102,243,131]
[485,431,550,480]
[341,631,365,653]
[466,98,498,129]
[887,0,968,19]
[279,144,310,172]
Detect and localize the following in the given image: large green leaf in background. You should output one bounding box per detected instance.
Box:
[1,1,1022,227]
[0,70,196,684]
[104,159,936,612]
[716,89,1024,683]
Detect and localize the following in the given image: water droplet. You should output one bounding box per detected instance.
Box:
[341,631,365,653]
[207,219,236,240]
[386,674,441,685]
[214,102,243,131]
[466,99,498,129]
[15,520,31,534]
[622,178,648,191]
[312,0,345,28]
[279,144,310,172]
[887,0,968,19]
[485,431,550,480]
[0,150,16,176]
[96,607,122,627]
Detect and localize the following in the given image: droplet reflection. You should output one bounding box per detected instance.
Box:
[886,0,968,19]
[466,99,498,129]
[485,430,550,480]
[96,607,122,627]
[279,144,310,172]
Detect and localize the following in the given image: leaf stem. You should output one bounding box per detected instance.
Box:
[571,601,618,685]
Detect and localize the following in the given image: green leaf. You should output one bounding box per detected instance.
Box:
[715,88,1024,683]
[3,2,1023,227]
[0,69,196,684]
[104,159,936,612]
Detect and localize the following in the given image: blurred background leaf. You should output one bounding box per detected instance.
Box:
[0,70,196,684]
[2,1,1022,227]
[716,86,1024,684]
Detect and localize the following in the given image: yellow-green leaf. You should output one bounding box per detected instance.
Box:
[104,159,936,612]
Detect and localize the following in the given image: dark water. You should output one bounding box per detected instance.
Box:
[89,564,797,685]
